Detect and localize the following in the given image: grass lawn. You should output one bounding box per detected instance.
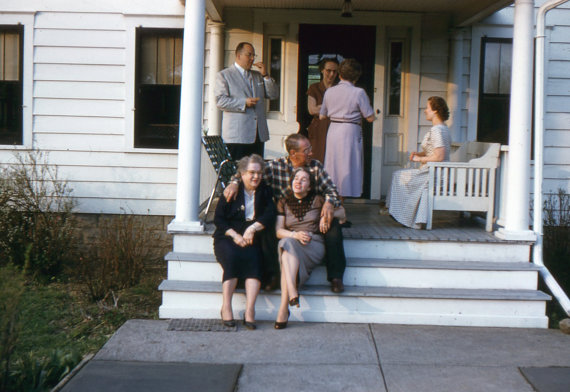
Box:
[4,264,165,391]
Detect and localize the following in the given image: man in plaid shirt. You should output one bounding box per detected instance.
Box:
[224,133,347,293]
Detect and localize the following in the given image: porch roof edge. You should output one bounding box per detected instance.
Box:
[456,0,514,27]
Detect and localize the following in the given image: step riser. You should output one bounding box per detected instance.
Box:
[344,240,530,262]
[167,261,538,290]
[159,292,547,328]
[172,234,530,262]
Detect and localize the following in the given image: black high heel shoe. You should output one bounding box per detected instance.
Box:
[289,296,300,308]
[274,310,290,330]
[220,310,236,328]
[243,315,256,330]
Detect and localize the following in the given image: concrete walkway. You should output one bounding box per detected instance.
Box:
[60,319,570,392]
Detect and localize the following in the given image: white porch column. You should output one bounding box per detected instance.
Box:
[496,0,536,241]
[206,22,225,136]
[168,0,205,233]
[447,29,464,143]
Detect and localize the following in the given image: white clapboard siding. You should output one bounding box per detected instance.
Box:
[45,150,178,169]
[34,115,125,134]
[57,165,177,184]
[34,81,125,101]
[551,26,570,43]
[33,134,125,151]
[549,60,569,78]
[35,47,126,65]
[34,64,125,82]
[34,28,126,48]
[546,95,570,113]
[33,98,124,117]
[546,78,570,96]
[545,130,570,147]
[34,12,126,30]
[70,182,176,199]
[543,148,570,165]
[75,197,176,215]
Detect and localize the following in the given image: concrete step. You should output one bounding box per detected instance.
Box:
[158,280,550,328]
[169,233,531,262]
[165,252,540,290]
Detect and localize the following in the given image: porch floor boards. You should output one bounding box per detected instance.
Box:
[203,199,527,244]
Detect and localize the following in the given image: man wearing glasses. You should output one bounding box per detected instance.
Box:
[224,134,347,294]
[215,42,279,160]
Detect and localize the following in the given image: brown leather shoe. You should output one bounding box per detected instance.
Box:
[264,275,280,292]
[331,278,344,293]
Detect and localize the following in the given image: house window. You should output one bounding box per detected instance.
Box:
[387,41,403,116]
[0,26,23,145]
[135,28,183,149]
[268,38,282,112]
[477,38,512,145]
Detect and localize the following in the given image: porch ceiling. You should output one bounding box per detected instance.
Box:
[207,0,514,26]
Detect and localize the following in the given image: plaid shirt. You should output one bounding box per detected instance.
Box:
[264,157,341,207]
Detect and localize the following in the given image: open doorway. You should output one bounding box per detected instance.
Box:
[297,24,376,198]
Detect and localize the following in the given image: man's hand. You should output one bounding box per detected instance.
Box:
[223,182,239,202]
[246,97,260,107]
[253,62,267,77]
[320,200,334,233]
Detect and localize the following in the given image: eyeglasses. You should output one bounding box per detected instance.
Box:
[301,145,312,154]
[245,170,263,176]
[241,51,257,59]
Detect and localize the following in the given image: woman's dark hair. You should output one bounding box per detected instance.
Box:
[289,166,315,192]
[427,96,450,121]
[285,167,316,221]
[318,57,339,72]
[237,154,265,175]
[338,58,362,83]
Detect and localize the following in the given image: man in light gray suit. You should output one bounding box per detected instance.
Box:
[215,42,279,159]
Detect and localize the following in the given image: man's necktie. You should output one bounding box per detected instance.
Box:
[244,70,254,96]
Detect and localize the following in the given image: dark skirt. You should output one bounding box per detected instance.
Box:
[213,238,263,282]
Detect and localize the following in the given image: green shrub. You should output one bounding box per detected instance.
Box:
[6,349,81,392]
[0,265,26,391]
[0,151,78,279]
[78,212,161,301]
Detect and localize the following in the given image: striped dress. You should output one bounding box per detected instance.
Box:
[387,124,451,229]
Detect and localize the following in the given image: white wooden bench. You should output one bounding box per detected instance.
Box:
[426,142,501,232]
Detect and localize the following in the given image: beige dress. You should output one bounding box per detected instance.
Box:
[277,195,325,286]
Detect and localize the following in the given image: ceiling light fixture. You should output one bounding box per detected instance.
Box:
[341,0,353,17]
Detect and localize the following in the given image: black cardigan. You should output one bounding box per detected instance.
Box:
[213,181,276,240]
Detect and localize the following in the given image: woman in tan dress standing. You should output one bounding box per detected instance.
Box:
[306,58,339,163]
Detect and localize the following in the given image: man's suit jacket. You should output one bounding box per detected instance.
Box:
[214,65,279,144]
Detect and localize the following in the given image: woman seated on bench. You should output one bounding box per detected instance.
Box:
[386,96,452,229]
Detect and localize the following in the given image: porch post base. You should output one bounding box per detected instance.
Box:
[494,228,536,241]
[167,219,204,234]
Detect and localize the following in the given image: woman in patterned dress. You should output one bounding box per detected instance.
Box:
[274,167,328,329]
[319,58,376,197]
[387,96,452,229]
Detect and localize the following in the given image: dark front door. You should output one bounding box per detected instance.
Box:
[297,24,376,198]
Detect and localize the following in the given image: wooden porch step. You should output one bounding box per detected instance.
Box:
[168,233,532,263]
[158,280,550,328]
[164,252,541,290]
